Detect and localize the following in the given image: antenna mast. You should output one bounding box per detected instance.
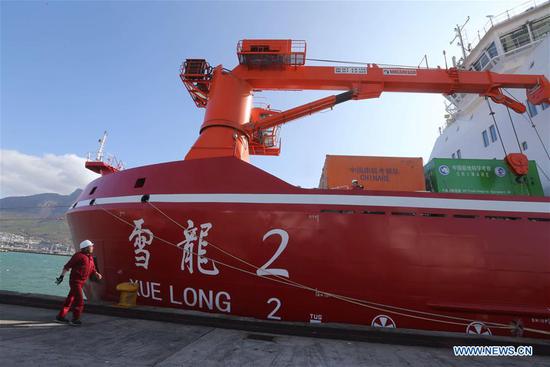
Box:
[86,130,122,175]
[96,131,108,161]
[450,16,470,65]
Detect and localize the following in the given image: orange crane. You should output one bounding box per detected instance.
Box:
[180,39,550,173]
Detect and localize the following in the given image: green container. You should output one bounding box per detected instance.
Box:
[425,158,544,196]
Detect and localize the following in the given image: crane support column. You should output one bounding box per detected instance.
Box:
[185,67,253,161]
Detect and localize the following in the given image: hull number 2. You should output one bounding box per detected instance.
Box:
[267,297,282,320]
[256,229,289,278]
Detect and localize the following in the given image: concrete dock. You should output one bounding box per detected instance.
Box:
[1,292,549,366]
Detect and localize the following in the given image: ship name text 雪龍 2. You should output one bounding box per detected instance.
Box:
[126,219,293,320]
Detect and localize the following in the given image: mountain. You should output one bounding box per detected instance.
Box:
[0,189,82,244]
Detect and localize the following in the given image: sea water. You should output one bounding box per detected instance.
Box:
[0,251,72,297]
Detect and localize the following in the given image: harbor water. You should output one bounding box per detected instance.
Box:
[0,251,71,297]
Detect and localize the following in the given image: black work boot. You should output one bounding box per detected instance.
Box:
[70,319,82,326]
[55,316,69,324]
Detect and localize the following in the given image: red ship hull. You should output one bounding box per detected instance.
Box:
[66,157,550,339]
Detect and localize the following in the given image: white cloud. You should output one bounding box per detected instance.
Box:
[0,150,100,198]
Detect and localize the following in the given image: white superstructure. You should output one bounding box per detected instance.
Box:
[430,1,550,194]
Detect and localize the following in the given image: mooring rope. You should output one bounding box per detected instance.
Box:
[146,202,508,326]
[99,205,550,336]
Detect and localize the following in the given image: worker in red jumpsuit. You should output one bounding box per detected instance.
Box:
[55,240,102,326]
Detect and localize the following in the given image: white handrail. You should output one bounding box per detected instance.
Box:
[468,0,543,53]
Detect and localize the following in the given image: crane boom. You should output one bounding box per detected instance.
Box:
[232,64,548,107]
[180,39,550,161]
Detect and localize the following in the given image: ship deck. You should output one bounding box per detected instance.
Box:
[1,291,549,366]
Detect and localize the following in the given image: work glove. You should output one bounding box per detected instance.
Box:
[55,275,64,285]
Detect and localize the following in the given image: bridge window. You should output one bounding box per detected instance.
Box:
[472,53,490,71]
[472,42,498,71]
[531,15,550,40]
[486,42,498,58]
[500,25,531,53]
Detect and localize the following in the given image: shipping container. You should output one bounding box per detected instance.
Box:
[319,155,426,191]
[424,158,544,196]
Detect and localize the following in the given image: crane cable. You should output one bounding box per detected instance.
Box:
[98,204,550,336]
[501,88,550,183]
[503,88,550,161]
[505,105,524,154]
[485,98,508,156]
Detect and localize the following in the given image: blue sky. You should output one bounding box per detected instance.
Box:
[1,0,527,195]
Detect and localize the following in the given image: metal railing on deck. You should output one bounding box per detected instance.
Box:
[468,0,542,53]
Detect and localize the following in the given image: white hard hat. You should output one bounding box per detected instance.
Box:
[79,240,94,249]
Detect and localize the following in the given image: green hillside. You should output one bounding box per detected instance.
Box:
[0,190,81,244]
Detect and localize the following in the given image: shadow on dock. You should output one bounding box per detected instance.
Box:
[1,290,549,366]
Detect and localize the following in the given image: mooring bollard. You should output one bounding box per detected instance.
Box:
[116,282,138,308]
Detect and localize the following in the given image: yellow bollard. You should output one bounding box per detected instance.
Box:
[116,282,138,308]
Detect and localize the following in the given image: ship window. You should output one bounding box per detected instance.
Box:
[89,186,97,195]
[362,210,385,215]
[472,53,490,71]
[250,45,270,52]
[489,125,498,142]
[485,215,521,221]
[452,153,456,159]
[391,212,415,216]
[456,149,462,159]
[542,103,549,111]
[522,141,528,150]
[528,217,550,222]
[500,25,531,53]
[454,214,478,219]
[475,57,484,71]
[134,178,146,188]
[530,15,550,40]
[421,213,446,218]
[482,130,489,147]
[320,209,354,214]
[486,42,498,58]
[526,100,538,117]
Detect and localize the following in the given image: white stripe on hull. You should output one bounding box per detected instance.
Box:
[71,193,550,214]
